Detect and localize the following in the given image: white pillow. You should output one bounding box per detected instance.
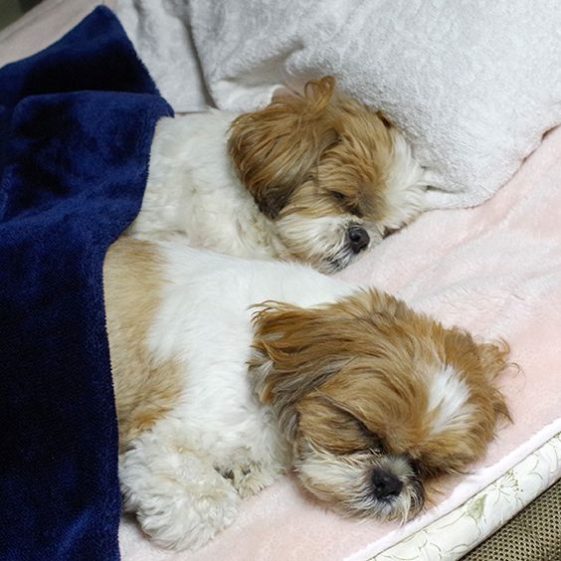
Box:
[117,0,561,209]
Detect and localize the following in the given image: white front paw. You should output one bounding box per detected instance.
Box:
[120,436,240,551]
[135,474,240,551]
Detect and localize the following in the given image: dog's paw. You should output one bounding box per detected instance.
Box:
[137,473,240,551]
[221,461,279,498]
[120,434,240,551]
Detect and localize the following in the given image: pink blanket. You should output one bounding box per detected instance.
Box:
[116,124,561,561]
[3,3,561,559]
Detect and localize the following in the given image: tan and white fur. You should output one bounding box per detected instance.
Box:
[128,77,428,273]
[104,237,509,551]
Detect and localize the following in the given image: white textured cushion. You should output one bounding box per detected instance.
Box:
[116,0,561,209]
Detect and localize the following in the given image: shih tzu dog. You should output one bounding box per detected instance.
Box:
[128,76,428,273]
[104,237,510,551]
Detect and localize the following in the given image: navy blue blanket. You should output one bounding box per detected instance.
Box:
[0,8,172,561]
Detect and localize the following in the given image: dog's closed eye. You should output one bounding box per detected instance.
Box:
[353,417,385,453]
[332,191,347,202]
[328,190,364,218]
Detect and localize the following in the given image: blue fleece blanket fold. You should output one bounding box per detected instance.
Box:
[0,8,172,561]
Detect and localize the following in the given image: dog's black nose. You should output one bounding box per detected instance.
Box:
[348,226,370,254]
[371,468,403,500]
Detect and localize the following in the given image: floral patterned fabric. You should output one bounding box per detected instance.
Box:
[371,432,561,561]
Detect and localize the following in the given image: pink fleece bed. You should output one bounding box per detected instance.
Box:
[3,2,560,560]
[116,125,561,561]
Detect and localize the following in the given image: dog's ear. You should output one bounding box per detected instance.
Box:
[248,290,401,435]
[228,76,340,218]
[248,288,411,410]
[249,300,348,436]
[474,340,512,422]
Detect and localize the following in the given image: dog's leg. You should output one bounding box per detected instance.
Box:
[119,421,240,551]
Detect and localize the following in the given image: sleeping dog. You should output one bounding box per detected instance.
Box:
[128,77,428,273]
[105,237,509,550]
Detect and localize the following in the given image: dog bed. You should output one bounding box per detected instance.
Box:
[462,478,561,561]
[116,124,561,561]
[2,2,561,560]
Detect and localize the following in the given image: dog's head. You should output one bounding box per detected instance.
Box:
[229,77,427,273]
[249,290,510,521]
